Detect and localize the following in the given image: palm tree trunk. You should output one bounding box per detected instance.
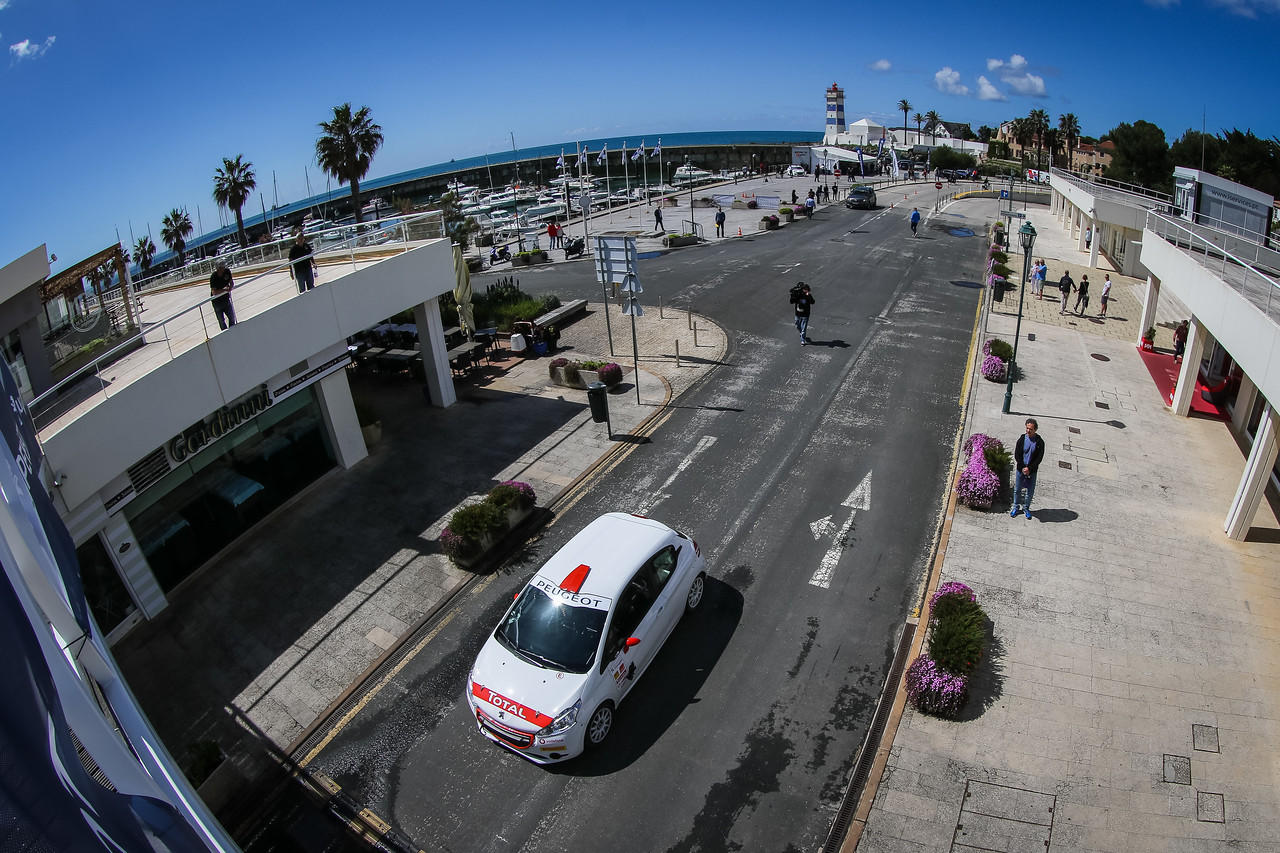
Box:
[235,207,247,248]
[351,177,363,223]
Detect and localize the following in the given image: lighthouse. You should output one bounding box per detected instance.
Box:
[824,83,845,143]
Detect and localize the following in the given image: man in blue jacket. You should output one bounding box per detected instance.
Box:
[1012,418,1045,519]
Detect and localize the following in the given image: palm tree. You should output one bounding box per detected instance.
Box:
[897,99,912,146]
[213,155,257,248]
[1028,109,1050,167]
[1011,118,1034,164]
[160,208,193,267]
[134,236,156,273]
[316,103,384,223]
[925,110,941,144]
[912,112,924,145]
[1058,113,1080,171]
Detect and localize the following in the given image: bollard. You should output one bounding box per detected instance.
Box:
[659,296,663,319]
[693,322,699,348]
[675,339,681,368]
[688,307,693,330]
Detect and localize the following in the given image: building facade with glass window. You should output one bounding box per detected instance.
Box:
[4,238,458,642]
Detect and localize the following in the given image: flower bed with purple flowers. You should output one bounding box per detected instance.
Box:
[980,338,1011,382]
[955,433,1006,508]
[905,581,988,718]
[439,480,538,567]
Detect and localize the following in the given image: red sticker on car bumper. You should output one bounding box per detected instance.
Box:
[471,682,554,728]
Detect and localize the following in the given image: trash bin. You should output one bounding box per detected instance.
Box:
[586,382,609,424]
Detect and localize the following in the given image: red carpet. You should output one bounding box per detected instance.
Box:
[1136,347,1228,418]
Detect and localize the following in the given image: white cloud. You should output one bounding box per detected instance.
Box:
[976,76,1006,102]
[0,1,10,10]
[934,67,969,96]
[1210,0,1280,16]
[870,58,891,71]
[10,35,54,60]
[986,54,1046,96]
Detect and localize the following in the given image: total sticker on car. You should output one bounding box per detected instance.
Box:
[471,682,554,728]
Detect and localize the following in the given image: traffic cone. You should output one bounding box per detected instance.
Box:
[737,227,742,237]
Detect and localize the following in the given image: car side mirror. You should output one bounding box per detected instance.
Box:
[625,637,641,649]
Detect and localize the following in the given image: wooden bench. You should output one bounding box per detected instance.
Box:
[532,298,588,331]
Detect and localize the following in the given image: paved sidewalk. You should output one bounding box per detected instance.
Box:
[113,302,728,762]
[855,206,1280,850]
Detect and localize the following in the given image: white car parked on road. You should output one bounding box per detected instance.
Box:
[466,512,707,764]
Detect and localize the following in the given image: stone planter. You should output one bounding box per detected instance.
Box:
[550,366,599,390]
[778,210,795,223]
[759,218,779,231]
[662,235,698,248]
[512,251,548,267]
[466,257,485,273]
[661,197,679,207]
[360,421,382,447]
[450,505,534,569]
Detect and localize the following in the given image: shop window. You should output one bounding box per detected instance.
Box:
[76,535,136,635]
[125,387,336,593]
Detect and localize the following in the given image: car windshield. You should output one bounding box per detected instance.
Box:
[494,586,608,674]
[852,188,873,196]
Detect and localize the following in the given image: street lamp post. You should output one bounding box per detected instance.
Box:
[1002,222,1038,414]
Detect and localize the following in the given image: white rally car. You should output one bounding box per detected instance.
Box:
[466,513,706,763]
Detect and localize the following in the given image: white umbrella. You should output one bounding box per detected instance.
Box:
[452,245,475,335]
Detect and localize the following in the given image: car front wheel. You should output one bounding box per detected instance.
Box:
[685,572,706,612]
[585,702,614,749]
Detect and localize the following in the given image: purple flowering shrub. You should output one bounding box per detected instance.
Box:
[981,354,1006,382]
[441,481,537,565]
[956,434,1005,508]
[597,363,623,386]
[905,656,969,718]
[439,527,474,560]
[930,581,977,611]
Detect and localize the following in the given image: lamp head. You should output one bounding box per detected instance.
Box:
[1019,221,1037,250]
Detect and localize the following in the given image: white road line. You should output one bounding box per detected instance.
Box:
[635,435,717,515]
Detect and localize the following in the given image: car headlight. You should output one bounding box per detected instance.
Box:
[539,700,580,736]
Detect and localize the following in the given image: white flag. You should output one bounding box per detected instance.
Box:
[891,148,900,178]
[652,138,662,158]
[596,144,607,166]
[631,144,644,162]
[576,146,585,167]
[555,153,564,169]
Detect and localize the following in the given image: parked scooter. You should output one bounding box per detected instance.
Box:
[564,236,586,259]
[489,245,511,265]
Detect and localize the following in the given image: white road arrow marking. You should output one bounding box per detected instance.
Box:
[635,435,717,515]
[809,515,836,541]
[809,470,872,589]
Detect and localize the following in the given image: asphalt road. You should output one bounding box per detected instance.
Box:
[307,197,994,852]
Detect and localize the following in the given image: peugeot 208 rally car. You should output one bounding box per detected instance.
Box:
[466,513,706,763]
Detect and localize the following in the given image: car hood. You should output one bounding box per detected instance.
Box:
[470,638,589,730]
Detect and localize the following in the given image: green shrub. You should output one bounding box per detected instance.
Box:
[927,597,988,675]
[449,502,508,543]
[778,206,793,214]
[989,250,1009,264]
[577,360,606,370]
[983,442,1012,476]
[986,338,1013,361]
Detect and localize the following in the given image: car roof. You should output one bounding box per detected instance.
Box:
[530,513,679,601]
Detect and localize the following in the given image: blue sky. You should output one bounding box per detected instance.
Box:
[3,0,1277,272]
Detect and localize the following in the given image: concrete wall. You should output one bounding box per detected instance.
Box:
[42,239,454,510]
[1140,231,1280,409]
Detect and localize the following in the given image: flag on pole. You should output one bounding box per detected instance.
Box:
[555,152,564,169]
[597,144,608,166]
[857,147,865,177]
[652,138,662,158]
[576,145,586,167]
[891,148,900,178]
[631,142,644,162]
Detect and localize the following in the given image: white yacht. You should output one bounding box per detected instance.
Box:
[672,165,715,186]
[522,199,567,222]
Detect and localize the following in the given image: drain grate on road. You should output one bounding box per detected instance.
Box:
[1163,754,1192,785]
[1193,724,1220,753]
[952,780,1055,852]
[1090,353,1111,361]
[1058,460,1073,470]
[1094,401,1110,410]
[1068,426,1081,434]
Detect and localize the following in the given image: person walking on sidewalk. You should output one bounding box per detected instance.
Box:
[790,281,815,345]
[1074,274,1091,316]
[289,229,318,293]
[209,261,236,330]
[1173,320,1189,362]
[654,206,664,232]
[1011,418,1045,519]
[714,207,726,237]
[910,207,921,236]
[1058,271,1074,314]
[1099,274,1112,316]
[1031,259,1047,299]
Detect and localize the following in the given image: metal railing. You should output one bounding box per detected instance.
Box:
[1146,209,1280,322]
[31,211,446,431]
[1050,166,1171,204]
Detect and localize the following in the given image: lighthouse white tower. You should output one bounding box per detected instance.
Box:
[824,82,845,144]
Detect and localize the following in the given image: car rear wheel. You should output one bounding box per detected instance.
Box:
[685,572,706,612]
[585,702,614,749]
